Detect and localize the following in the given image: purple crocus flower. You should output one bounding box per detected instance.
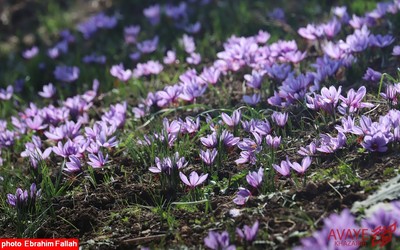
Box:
[181,34,196,53]
[183,21,202,33]
[246,167,263,188]
[268,8,285,22]
[322,18,341,38]
[199,148,218,165]
[22,46,39,59]
[221,109,241,128]
[238,137,262,153]
[179,171,208,188]
[200,133,218,148]
[143,4,161,26]
[236,221,259,243]
[124,25,140,44]
[298,24,323,40]
[317,132,346,153]
[335,116,364,135]
[149,157,168,174]
[82,54,106,64]
[265,135,281,149]
[273,159,291,177]
[321,85,342,106]
[156,85,182,107]
[137,36,159,54]
[233,188,251,205]
[96,131,118,148]
[289,156,312,174]
[38,83,56,98]
[179,81,207,102]
[52,140,86,158]
[338,86,373,114]
[363,68,382,81]
[7,183,41,209]
[0,85,14,100]
[179,117,200,134]
[204,231,236,250]
[87,151,109,168]
[220,130,240,147]
[54,66,79,82]
[361,208,400,236]
[361,132,390,152]
[255,30,270,43]
[7,188,28,208]
[243,93,261,105]
[201,66,221,85]
[186,52,201,65]
[322,41,343,59]
[242,119,271,136]
[294,209,358,250]
[369,34,395,47]
[244,70,264,89]
[26,116,48,131]
[271,112,288,127]
[110,64,132,82]
[163,50,178,64]
[392,45,400,56]
[65,155,82,173]
[380,85,398,105]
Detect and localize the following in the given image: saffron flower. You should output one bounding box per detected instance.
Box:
[236,221,259,243]
[363,68,382,82]
[0,85,14,100]
[271,112,288,127]
[338,86,373,114]
[65,156,82,173]
[243,93,261,105]
[179,171,208,188]
[265,135,281,149]
[200,133,218,148]
[204,231,236,250]
[110,64,132,82]
[289,156,312,174]
[54,66,79,82]
[221,109,241,128]
[7,183,41,209]
[246,167,264,188]
[361,132,390,152]
[143,4,161,26]
[38,83,56,98]
[273,159,291,177]
[87,151,109,168]
[220,130,240,147]
[199,148,218,165]
[316,132,346,153]
[392,45,400,56]
[233,188,251,205]
[22,46,39,59]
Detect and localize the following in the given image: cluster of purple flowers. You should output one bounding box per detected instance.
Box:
[77,12,117,39]
[204,221,259,249]
[3,79,124,172]
[295,202,400,249]
[7,183,41,210]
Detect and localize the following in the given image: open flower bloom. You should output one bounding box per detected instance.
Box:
[273,159,291,177]
[179,171,208,188]
[233,188,251,205]
[221,109,241,127]
[289,156,312,174]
